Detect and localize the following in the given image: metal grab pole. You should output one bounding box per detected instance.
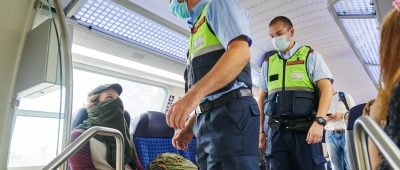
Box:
[51,1,74,169]
[43,126,125,170]
[354,116,400,170]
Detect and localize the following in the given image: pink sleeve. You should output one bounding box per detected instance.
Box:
[68,130,96,170]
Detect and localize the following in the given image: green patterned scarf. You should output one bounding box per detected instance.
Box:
[78,98,137,169]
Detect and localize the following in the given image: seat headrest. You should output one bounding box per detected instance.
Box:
[132,111,175,138]
[347,103,366,130]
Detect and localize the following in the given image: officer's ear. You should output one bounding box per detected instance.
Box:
[289,27,294,37]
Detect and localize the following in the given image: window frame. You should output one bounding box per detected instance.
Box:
[72,63,170,113]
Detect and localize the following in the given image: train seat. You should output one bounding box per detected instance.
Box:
[346,103,366,170]
[132,111,196,169]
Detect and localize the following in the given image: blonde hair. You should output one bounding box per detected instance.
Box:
[375,9,400,122]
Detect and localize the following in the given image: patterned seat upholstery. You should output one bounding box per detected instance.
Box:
[132,111,196,169]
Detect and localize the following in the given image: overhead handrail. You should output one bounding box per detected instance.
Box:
[43,126,124,170]
[354,116,400,170]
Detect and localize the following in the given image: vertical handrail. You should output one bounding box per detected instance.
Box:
[354,116,400,170]
[51,0,74,153]
[43,126,125,170]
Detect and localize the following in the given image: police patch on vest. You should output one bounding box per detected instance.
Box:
[194,35,205,49]
[287,60,305,65]
[291,72,303,80]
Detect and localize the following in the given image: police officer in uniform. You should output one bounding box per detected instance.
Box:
[258,16,333,170]
[166,0,260,169]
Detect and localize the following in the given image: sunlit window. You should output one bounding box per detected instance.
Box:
[8,116,63,168]
[18,89,65,113]
[72,69,168,119]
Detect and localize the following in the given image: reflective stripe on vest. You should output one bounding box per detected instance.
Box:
[267,46,314,94]
[188,3,224,61]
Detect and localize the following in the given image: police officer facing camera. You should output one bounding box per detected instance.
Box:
[257,16,333,170]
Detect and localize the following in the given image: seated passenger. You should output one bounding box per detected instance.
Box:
[368,2,400,169]
[71,84,131,129]
[68,83,143,170]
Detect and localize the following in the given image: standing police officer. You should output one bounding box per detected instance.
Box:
[166,0,260,169]
[258,16,333,170]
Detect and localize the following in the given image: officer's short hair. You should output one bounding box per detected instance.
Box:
[269,16,293,29]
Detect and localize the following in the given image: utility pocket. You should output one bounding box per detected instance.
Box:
[264,93,277,116]
[249,104,260,117]
[292,92,315,117]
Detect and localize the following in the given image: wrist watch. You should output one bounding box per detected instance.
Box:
[315,117,327,126]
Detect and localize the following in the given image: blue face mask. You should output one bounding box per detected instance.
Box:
[169,0,189,19]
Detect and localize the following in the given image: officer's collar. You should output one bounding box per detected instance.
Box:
[278,42,300,60]
[187,0,209,28]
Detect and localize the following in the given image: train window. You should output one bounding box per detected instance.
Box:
[7,69,168,169]
[17,89,65,113]
[8,87,65,169]
[8,116,63,168]
[72,69,168,119]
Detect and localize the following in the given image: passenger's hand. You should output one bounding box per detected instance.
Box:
[326,115,334,121]
[166,93,201,129]
[327,112,344,121]
[172,127,194,150]
[259,132,266,149]
[306,122,324,144]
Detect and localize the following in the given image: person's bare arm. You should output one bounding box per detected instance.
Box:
[369,139,381,170]
[258,90,267,133]
[306,79,332,144]
[315,79,332,118]
[258,90,267,149]
[167,37,251,129]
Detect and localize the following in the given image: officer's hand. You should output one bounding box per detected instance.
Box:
[166,93,201,129]
[172,127,194,150]
[306,122,324,144]
[259,132,266,149]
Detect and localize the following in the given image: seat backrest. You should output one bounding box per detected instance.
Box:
[346,103,366,170]
[132,111,196,169]
[132,111,175,138]
[347,103,366,131]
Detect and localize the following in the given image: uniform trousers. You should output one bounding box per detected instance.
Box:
[265,128,326,170]
[194,96,260,170]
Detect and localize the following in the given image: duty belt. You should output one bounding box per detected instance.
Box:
[268,116,314,132]
[195,88,253,114]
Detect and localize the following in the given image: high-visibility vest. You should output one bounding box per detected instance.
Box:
[186,3,252,95]
[267,46,314,94]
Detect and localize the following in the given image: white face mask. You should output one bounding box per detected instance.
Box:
[271,35,290,52]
